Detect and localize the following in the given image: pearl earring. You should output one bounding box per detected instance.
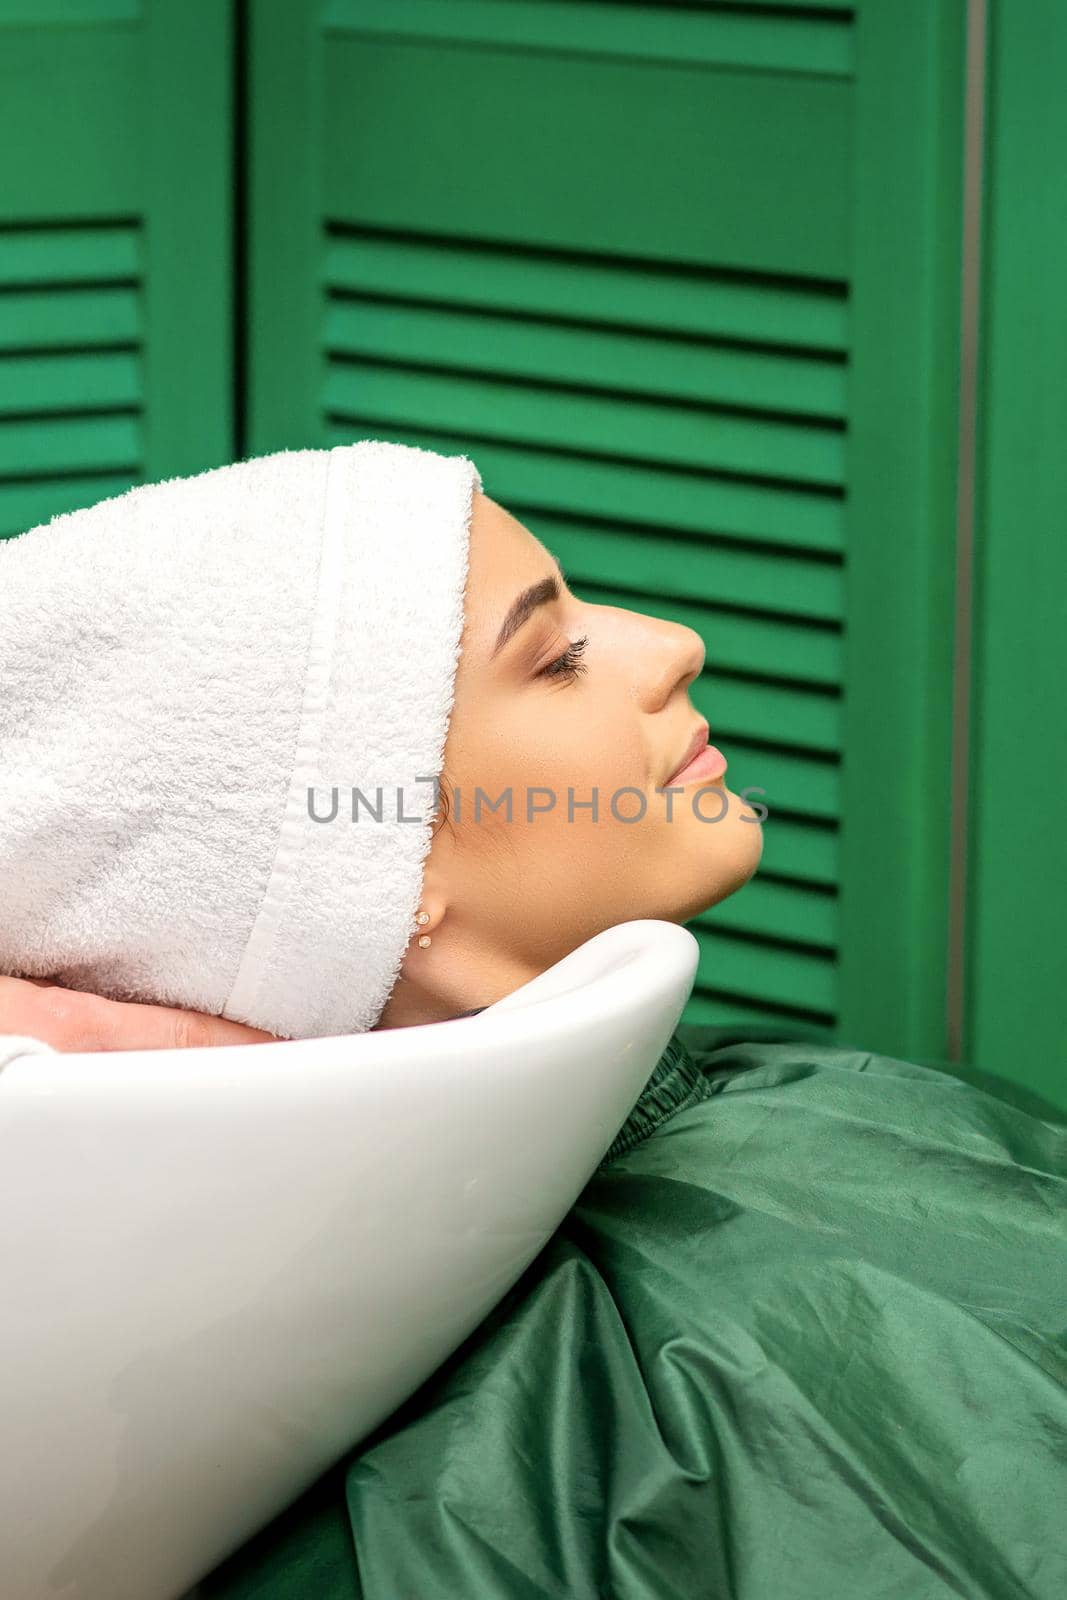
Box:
[415,909,431,948]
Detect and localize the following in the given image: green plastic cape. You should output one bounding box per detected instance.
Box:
[195,1027,1067,1599]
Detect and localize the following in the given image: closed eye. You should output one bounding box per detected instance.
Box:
[539,634,589,683]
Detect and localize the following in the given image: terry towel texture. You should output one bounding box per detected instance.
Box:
[0,440,482,1038]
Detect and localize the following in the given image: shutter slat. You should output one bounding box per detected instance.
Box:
[0,352,141,415]
[522,515,844,624]
[327,300,846,420]
[683,991,834,1036]
[757,815,838,888]
[571,580,841,688]
[693,925,837,1014]
[691,675,840,756]
[719,742,838,822]
[326,235,848,353]
[324,364,845,486]
[323,0,854,78]
[0,288,141,351]
[695,876,837,949]
[0,415,141,477]
[0,226,141,286]
[492,462,844,556]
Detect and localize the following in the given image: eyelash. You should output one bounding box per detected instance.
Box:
[540,634,589,683]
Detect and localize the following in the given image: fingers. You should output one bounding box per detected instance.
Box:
[0,978,115,1051]
[0,977,47,1038]
[133,1004,279,1051]
[0,977,278,1052]
[86,995,279,1051]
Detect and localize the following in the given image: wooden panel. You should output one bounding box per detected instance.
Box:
[967,0,1067,1108]
[0,0,232,538]
[322,40,852,279]
[0,24,142,215]
[837,0,965,1060]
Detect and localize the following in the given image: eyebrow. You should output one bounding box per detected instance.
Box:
[490,550,566,661]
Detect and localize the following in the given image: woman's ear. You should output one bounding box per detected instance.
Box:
[407,891,445,949]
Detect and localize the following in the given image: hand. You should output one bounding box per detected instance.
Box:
[0,976,278,1052]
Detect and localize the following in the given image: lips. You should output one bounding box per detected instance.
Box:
[664,722,710,786]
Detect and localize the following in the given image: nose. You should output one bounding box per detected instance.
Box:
[636,614,706,713]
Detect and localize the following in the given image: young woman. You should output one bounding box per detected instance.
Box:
[2,443,1065,1599]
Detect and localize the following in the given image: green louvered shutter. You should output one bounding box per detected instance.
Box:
[0,0,233,542]
[966,0,1067,1108]
[250,0,966,1061]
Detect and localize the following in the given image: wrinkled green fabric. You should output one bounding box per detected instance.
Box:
[196,1028,1067,1600]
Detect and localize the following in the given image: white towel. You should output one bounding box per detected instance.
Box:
[0,440,481,1038]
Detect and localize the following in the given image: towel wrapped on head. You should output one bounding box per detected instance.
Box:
[0,440,482,1038]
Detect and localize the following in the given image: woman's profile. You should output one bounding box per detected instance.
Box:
[1,441,1064,1600]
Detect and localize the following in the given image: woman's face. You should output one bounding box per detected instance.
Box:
[379,491,763,1026]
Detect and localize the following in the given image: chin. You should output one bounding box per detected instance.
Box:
[667,803,764,922]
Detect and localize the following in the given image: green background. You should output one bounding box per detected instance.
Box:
[1,0,1063,1108]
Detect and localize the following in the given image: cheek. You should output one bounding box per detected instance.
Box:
[447,678,646,830]
[520,715,652,859]
[523,703,644,802]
